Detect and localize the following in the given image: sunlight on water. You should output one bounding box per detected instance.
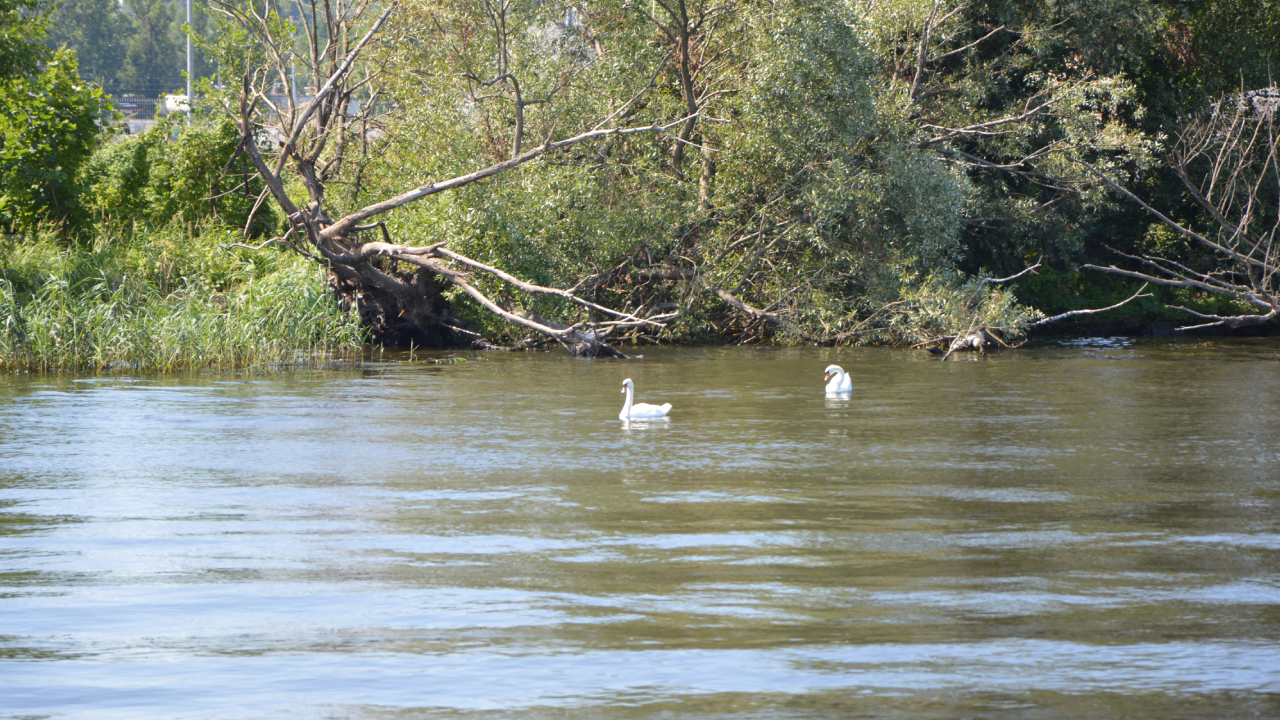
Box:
[2,341,1279,718]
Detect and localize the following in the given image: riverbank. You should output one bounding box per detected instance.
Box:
[4,224,1274,373]
[0,230,363,372]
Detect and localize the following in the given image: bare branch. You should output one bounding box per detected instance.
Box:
[435,248,665,326]
[1027,283,1152,328]
[909,1,941,103]
[276,2,398,176]
[932,24,1004,63]
[1168,305,1278,330]
[918,95,1057,147]
[324,113,699,235]
[1073,158,1277,275]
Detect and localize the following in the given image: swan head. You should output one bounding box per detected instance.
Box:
[823,364,844,382]
[621,378,634,394]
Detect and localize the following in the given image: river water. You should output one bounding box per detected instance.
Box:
[2,340,1279,719]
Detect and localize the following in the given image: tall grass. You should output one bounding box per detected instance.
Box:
[0,229,364,372]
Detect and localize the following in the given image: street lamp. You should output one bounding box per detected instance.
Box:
[186,0,192,118]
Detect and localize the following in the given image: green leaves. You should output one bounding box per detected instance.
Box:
[0,0,49,80]
[0,48,109,232]
[81,116,279,237]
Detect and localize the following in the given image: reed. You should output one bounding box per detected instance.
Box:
[0,230,364,372]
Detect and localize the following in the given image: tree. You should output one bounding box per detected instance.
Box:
[82,115,279,234]
[1084,87,1280,330]
[120,0,182,97]
[558,0,1155,347]
[0,49,110,231]
[847,0,1163,273]
[206,0,690,355]
[204,0,1165,353]
[42,0,134,94]
[0,0,47,79]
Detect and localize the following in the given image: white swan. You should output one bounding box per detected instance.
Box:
[823,364,853,394]
[619,378,671,420]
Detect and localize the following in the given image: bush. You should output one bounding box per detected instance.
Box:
[0,49,108,232]
[83,116,279,236]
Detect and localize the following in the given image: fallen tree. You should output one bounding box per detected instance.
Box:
[208,0,690,356]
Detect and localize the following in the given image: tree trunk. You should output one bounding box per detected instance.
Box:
[329,263,476,348]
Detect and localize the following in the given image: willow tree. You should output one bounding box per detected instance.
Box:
[510,0,1018,347]
[206,0,688,355]
[540,0,1157,347]
[208,0,1156,353]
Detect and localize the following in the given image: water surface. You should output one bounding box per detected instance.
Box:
[2,341,1279,718]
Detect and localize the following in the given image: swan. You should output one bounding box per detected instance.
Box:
[823,364,853,394]
[619,378,671,420]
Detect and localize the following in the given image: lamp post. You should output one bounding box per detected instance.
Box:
[186,0,192,118]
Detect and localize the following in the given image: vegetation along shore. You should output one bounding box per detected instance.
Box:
[2,0,1277,369]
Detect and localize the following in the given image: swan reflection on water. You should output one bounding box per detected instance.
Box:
[824,393,852,408]
[620,417,671,435]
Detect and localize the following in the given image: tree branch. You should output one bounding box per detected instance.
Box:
[1027,283,1151,328]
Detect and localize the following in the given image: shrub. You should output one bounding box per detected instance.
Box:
[82,116,279,236]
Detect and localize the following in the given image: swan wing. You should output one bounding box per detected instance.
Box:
[628,402,671,418]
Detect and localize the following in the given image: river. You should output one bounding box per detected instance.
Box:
[2,340,1279,718]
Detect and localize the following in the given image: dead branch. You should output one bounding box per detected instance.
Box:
[968,258,1041,304]
[1026,283,1152,327]
[1075,92,1279,332]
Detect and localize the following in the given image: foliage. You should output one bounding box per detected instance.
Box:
[82,115,279,236]
[848,0,1164,274]
[42,0,219,97]
[0,228,362,371]
[41,0,132,93]
[0,48,109,232]
[353,0,997,345]
[683,0,980,341]
[0,0,47,79]
[118,0,182,97]
[877,267,1045,347]
[51,0,1271,363]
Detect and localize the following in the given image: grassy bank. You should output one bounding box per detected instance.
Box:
[0,228,364,372]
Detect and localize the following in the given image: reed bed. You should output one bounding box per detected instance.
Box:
[0,235,364,372]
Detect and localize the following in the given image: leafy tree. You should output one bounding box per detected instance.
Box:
[42,0,134,93]
[120,0,182,96]
[200,0,1066,350]
[203,0,1279,350]
[846,0,1162,273]
[82,115,279,234]
[0,0,48,79]
[0,48,109,231]
[509,0,1063,346]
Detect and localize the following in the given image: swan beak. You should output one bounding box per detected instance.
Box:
[823,372,831,381]
[620,386,626,394]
